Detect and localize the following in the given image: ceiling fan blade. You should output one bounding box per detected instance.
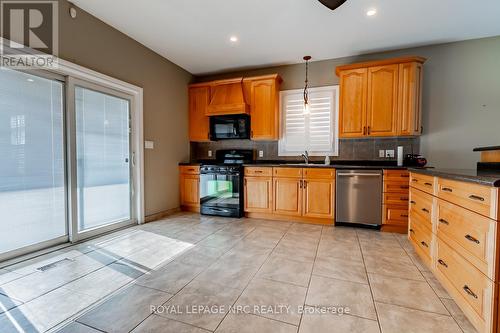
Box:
[318,0,348,10]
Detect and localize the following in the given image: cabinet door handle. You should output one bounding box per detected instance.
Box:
[299,180,303,189]
[463,285,478,299]
[420,241,428,248]
[244,178,247,186]
[303,180,307,189]
[441,187,453,192]
[367,126,371,135]
[400,185,409,189]
[438,259,448,268]
[469,195,485,202]
[424,182,433,187]
[421,208,430,213]
[438,218,449,225]
[465,234,480,244]
[363,126,366,135]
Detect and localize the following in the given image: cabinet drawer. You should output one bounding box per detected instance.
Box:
[409,208,432,232]
[409,223,432,263]
[273,167,302,178]
[409,188,433,227]
[384,192,409,206]
[436,199,497,279]
[435,238,493,325]
[383,169,410,181]
[437,178,497,219]
[383,180,410,193]
[384,205,408,224]
[303,168,335,179]
[244,167,272,177]
[179,165,200,175]
[410,172,435,195]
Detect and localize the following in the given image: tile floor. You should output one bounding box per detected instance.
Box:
[0,213,477,333]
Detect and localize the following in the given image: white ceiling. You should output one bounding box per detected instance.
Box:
[71,0,500,75]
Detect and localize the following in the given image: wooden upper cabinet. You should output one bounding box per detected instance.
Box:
[339,68,367,137]
[244,75,282,141]
[188,85,210,142]
[398,62,423,136]
[366,64,399,136]
[336,56,426,138]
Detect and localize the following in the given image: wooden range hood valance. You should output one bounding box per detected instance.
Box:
[206,78,249,115]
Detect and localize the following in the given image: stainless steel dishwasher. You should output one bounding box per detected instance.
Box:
[336,169,382,227]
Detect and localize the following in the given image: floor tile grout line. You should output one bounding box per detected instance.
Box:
[296,223,323,331]
[357,228,384,333]
[374,300,453,317]
[211,220,295,332]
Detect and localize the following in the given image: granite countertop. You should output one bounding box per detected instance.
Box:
[409,168,500,187]
[179,161,407,170]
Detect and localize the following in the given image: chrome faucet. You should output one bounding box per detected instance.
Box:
[301,151,309,164]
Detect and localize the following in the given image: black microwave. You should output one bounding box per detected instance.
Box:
[210,115,250,140]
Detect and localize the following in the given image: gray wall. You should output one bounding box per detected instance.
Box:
[197,36,500,169]
[56,0,193,216]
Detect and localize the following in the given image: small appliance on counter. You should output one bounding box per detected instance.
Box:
[403,154,427,167]
[199,149,253,218]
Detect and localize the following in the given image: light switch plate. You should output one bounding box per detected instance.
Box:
[144,141,154,149]
[386,149,395,158]
[379,150,385,158]
[258,150,264,158]
[208,150,212,157]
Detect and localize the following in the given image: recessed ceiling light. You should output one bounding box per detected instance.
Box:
[366,9,377,16]
[229,36,238,43]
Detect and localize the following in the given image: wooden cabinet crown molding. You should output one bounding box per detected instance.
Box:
[335,56,427,76]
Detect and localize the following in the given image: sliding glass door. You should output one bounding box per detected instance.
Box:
[0,69,137,259]
[0,69,67,256]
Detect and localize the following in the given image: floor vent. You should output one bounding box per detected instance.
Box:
[36,258,73,272]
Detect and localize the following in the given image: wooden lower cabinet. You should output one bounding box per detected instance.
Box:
[273,177,302,216]
[243,176,273,213]
[382,170,410,233]
[245,167,334,224]
[302,178,335,219]
[409,172,500,333]
[179,167,200,212]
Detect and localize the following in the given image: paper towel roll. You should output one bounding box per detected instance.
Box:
[397,146,404,166]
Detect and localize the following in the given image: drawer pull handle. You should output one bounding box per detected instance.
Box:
[412,179,418,182]
[468,195,485,202]
[409,229,415,233]
[410,200,416,205]
[424,182,433,187]
[188,168,195,171]
[400,214,409,218]
[438,218,449,225]
[463,285,478,299]
[401,174,410,178]
[420,241,428,248]
[465,234,480,244]
[400,197,409,201]
[254,170,263,173]
[441,187,453,192]
[421,208,430,213]
[438,259,448,268]
[400,185,409,189]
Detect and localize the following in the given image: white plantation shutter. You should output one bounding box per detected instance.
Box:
[279,86,339,156]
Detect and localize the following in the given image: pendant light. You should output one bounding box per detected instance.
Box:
[303,56,311,115]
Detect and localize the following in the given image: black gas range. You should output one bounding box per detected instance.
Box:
[199,150,253,218]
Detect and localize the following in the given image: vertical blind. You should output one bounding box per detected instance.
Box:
[279,86,339,156]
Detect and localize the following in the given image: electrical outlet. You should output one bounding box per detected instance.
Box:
[386,149,395,158]
[379,150,385,158]
[144,141,154,149]
[258,150,264,158]
[207,150,212,157]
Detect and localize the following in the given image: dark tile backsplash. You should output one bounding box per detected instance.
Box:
[190,137,420,163]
